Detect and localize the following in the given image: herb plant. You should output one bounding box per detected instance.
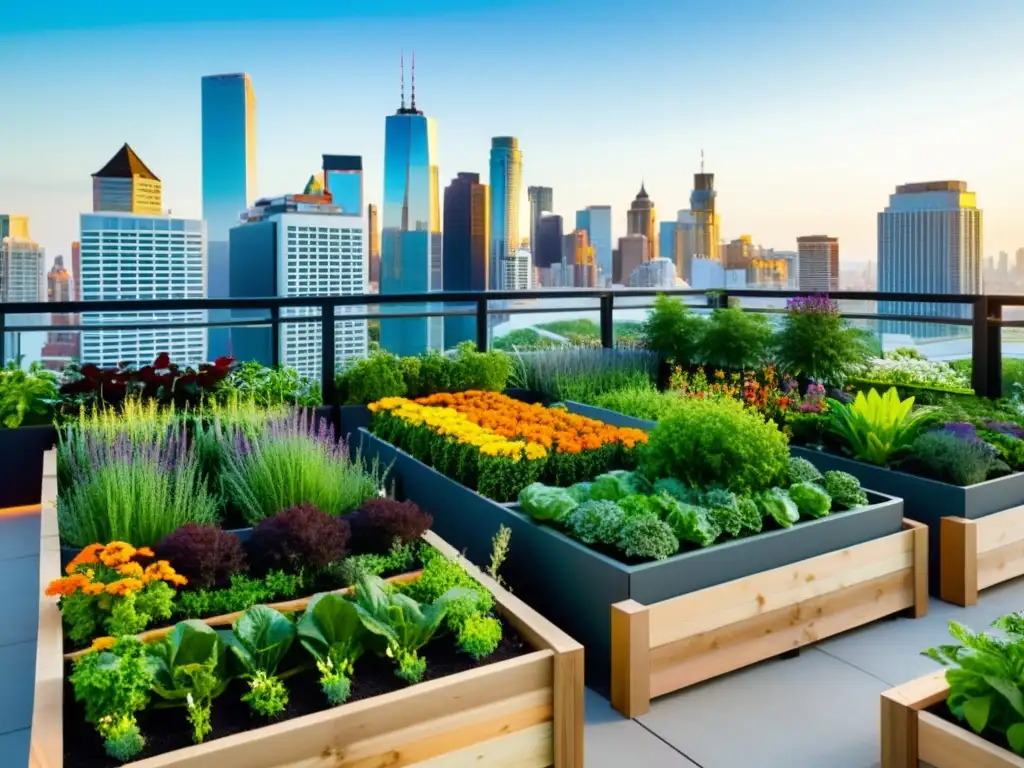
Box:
[224,605,296,717]
[826,387,936,466]
[822,471,868,509]
[773,296,870,387]
[639,294,705,366]
[219,361,322,407]
[297,592,367,705]
[905,430,1007,486]
[698,307,771,371]
[0,359,58,428]
[509,346,658,403]
[247,504,350,573]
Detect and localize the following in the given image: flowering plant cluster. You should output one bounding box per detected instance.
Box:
[785,295,840,315]
[370,391,647,500]
[855,350,973,392]
[669,365,827,423]
[47,541,187,644]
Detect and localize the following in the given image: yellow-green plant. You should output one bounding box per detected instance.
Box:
[826,387,936,466]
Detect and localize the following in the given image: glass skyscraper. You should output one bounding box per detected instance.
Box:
[488,137,522,289]
[575,205,612,285]
[322,155,363,215]
[443,173,489,347]
[380,79,442,356]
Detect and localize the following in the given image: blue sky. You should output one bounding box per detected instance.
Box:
[3,0,1023,266]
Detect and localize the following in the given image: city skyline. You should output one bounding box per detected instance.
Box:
[4,0,1024,269]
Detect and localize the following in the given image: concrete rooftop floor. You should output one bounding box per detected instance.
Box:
[5,507,1019,768]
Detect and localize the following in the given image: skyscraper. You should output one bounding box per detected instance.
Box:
[878,180,983,338]
[71,241,81,300]
[690,160,721,265]
[505,248,532,290]
[675,210,697,282]
[367,203,381,288]
[380,54,442,355]
[575,205,612,285]
[489,137,522,289]
[79,213,207,367]
[528,186,553,260]
[571,230,597,288]
[659,221,678,270]
[796,235,840,292]
[41,255,78,371]
[616,234,648,285]
[91,144,162,214]
[322,155,363,215]
[201,73,258,300]
[229,193,367,379]
[626,184,657,261]
[1016,247,1024,278]
[0,215,30,241]
[443,172,490,346]
[0,222,45,363]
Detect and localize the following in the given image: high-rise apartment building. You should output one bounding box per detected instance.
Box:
[675,210,697,282]
[570,229,597,288]
[78,213,207,367]
[575,205,613,285]
[616,234,648,285]
[626,184,657,261]
[443,172,490,346]
[229,193,367,379]
[322,155,363,215]
[504,248,532,291]
[878,180,983,338]
[796,235,840,292]
[41,255,78,371]
[528,187,553,262]
[201,73,258,301]
[367,204,381,288]
[91,144,162,214]
[489,137,522,289]
[0,224,46,363]
[380,57,442,355]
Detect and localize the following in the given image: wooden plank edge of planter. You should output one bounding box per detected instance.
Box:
[610,518,928,719]
[881,669,1024,768]
[942,504,1024,607]
[31,451,585,768]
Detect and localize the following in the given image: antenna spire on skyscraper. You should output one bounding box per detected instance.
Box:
[701,148,705,173]
[400,51,406,110]
[411,51,417,111]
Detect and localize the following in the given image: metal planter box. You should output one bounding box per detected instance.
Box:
[359,428,913,694]
[0,424,56,508]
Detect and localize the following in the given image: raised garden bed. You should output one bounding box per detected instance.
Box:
[359,427,928,713]
[881,670,1024,768]
[32,451,585,768]
[0,423,56,507]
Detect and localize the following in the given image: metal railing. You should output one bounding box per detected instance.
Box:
[2,288,1021,402]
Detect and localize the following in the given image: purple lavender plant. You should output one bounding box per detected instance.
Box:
[938,422,1001,457]
[983,420,1024,440]
[786,295,839,315]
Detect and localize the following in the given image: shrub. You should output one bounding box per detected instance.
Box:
[0,359,58,428]
[641,397,790,495]
[336,351,407,405]
[826,388,936,466]
[510,346,658,403]
[346,498,433,553]
[447,343,511,393]
[592,385,685,421]
[616,515,679,560]
[154,525,247,591]
[218,362,322,407]
[565,500,626,545]
[822,471,868,509]
[773,296,870,387]
[787,456,824,486]
[247,504,350,573]
[906,431,1006,486]
[640,294,705,366]
[698,307,771,371]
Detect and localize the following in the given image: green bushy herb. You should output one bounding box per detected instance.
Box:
[457,614,503,660]
[981,429,1024,471]
[787,456,824,486]
[510,346,657,403]
[616,515,679,560]
[0,359,58,428]
[565,500,626,545]
[822,471,868,509]
[405,548,494,632]
[219,362,322,407]
[336,351,408,405]
[906,431,1006,486]
[641,397,789,495]
[773,297,870,387]
[640,294,705,366]
[176,570,305,619]
[698,307,771,371]
[329,541,416,586]
[592,386,685,421]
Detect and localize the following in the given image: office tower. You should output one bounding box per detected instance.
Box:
[616,234,648,284]
[571,230,597,288]
[41,255,78,371]
[443,172,490,346]
[878,180,982,338]
[796,235,840,292]
[659,221,679,270]
[999,251,1009,275]
[202,73,258,302]
[0,224,46,363]
[0,215,30,241]
[535,213,563,270]
[367,204,381,287]
[380,55,442,355]
[489,137,522,289]
[575,205,612,283]
[71,241,81,300]
[1016,247,1024,278]
[91,144,162,214]
[528,186,553,266]
[322,155,363,215]
[78,213,207,367]
[505,248,532,290]
[628,258,678,288]
[626,184,657,261]
[690,161,721,266]
[229,192,367,379]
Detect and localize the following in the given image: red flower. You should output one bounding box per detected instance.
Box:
[79,363,102,381]
[153,353,171,369]
[213,356,234,369]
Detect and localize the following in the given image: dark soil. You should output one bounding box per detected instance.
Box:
[63,617,529,768]
[924,701,1015,754]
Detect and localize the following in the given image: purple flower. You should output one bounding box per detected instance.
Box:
[786,295,839,315]
[983,420,1024,440]
[941,422,982,442]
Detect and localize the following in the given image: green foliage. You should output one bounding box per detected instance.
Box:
[640,294,705,366]
[616,514,679,560]
[565,500,626,545]
[589,470,652,502]
[219,362,322,407]
[664,501,721,547]
[457,614,503,660]
[773,301,870,387]
[567,482,593,503]
[224,605,296,716]
[0,359,58,428]
[592,385,685,421]
[297,592,366,706]
[981,429,1024,472]
[788,482,832,519]
[509,346,658,403]
[241,670,289,718]
[701,488,745,537]
[62,579,177,645]
[405,547,494,632]
[826,387,937,466]
[822,471,869,509]
[518,482,578,522]
[698,307,771,370]
[493,328,561,351]
[907,431,1006,486]
[756,488,800,528]
[176,570,305,620]
[737,496,763,534]
[923,615,1024,755]
[330,541,416,587]
[652,477,696,503]
[787,456,824,486]
[336,351,408,405]
[70,636,151,762]
[641,397,790,495]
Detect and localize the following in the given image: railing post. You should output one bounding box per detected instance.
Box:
[476,298,488,353]
[0,309,5,366]
[269,305,280,368]
[971,296,1002,399]
[600,294,614,349]
[321,302,337,405]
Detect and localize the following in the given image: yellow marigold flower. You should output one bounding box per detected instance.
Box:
[117,562,144,577]
[135,547,155,558]
[89,636,116,653]
[83,582,106,596]
[65,543,104,574]
[105,578,144,596]
[99,542,137,567]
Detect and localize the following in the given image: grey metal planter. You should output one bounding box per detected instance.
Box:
[0,425,56,508]
[358,427,904,687]
[563,401,656,430]
[338,404,370,448]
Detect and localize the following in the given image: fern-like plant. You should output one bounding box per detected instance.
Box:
[825,387,935,465]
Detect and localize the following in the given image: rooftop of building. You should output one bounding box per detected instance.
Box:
[896,180,968,194]
[92,143,160,182]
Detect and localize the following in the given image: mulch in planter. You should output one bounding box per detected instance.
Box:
[63,617,529,768]
[924,700,1014,755]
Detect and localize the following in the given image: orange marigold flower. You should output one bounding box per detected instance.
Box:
[135,547,155,558]
[89,636,116,652]
[99,542,137,567]
[65,543,104,574]
[117,562,144,577]
[82,582,106,596]
[105,578,144,596]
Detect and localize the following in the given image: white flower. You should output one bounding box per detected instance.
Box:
[378,487,387,498]
[186,693,195,710]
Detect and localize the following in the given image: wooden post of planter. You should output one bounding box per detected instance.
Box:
[610,600,651,718]
[907,518,929,618]
[940,517,978,607]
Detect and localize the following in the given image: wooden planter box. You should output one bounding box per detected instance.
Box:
[359,428,929,717]
[31,451,585,768]
[881,670,1024,767]
[791,448,1024,607]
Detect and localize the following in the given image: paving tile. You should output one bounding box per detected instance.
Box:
[584,688,698,767]
[0,513,39,562]
[636,647,888,768]
[0,728,30,765]
[0,556,39,647]
[0,641,36,735]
